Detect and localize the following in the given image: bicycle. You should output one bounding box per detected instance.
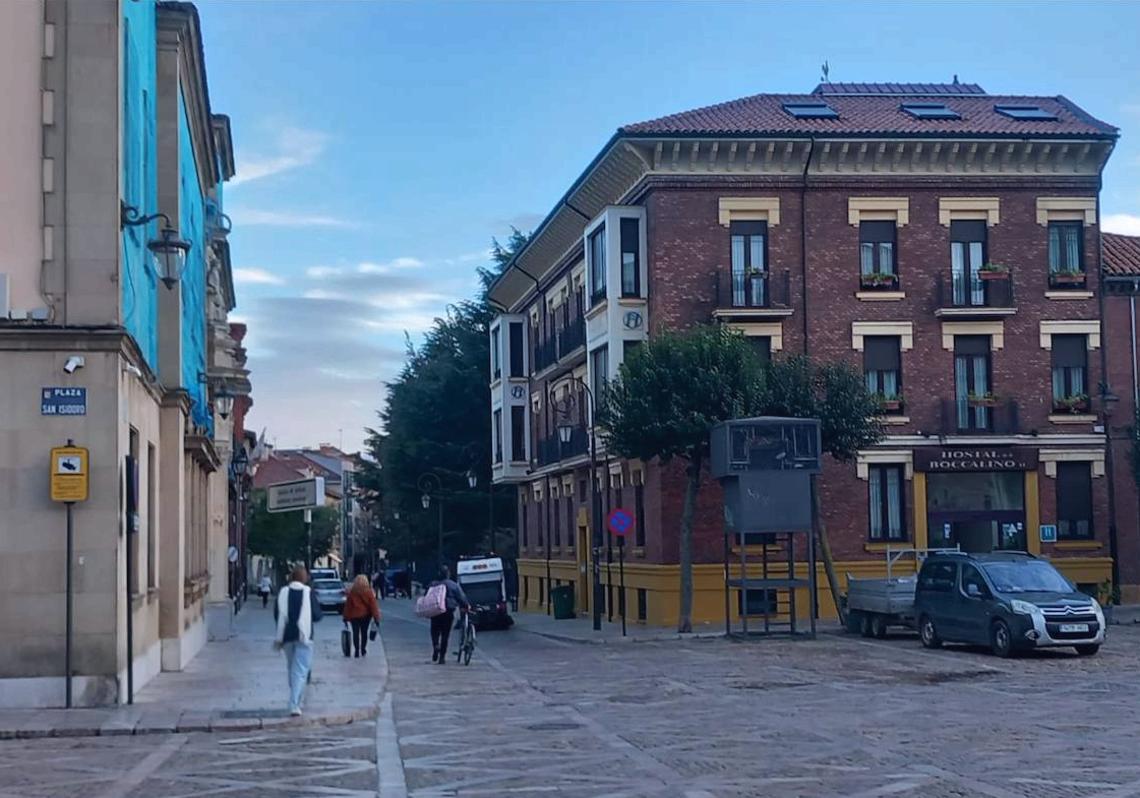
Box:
[455,608,476,666]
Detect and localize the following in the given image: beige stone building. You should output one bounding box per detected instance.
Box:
[0,0,245,707]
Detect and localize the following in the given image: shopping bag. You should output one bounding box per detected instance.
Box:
[369,620,378,642]
[340,621,351,657]
[415,584,447,618]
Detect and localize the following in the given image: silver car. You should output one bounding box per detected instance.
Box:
[311,578,346,611]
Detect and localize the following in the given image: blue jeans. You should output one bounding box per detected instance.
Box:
[282,641,313,711]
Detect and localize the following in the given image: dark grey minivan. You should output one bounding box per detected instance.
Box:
[914,552,1105,658]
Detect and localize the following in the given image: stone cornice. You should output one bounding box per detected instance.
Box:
[157,2,219,191]
[185,432,221,472]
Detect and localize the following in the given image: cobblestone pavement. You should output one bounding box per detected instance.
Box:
[383,600,1140,798]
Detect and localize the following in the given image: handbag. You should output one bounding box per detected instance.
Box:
[415,584,448,618]
[340,621,351,657]
[369,620,378,642]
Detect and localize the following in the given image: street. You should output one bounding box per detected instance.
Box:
[7,598,1140,797]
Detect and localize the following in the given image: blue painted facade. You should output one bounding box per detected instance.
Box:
[178,89,211,432]
[120,0,159,367]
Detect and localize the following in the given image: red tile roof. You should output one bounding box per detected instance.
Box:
[1104,233,1140,277]
[620,90,1117,138]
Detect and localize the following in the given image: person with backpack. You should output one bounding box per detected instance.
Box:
[343,574,381,657]
[273,565,323,715]
[428,565,470,665]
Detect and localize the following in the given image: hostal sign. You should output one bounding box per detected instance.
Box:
[914,446,1038,473]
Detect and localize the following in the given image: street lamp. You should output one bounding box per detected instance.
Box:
[466,469,477,489]
[120,201,192,289]
[552,380,602,631]
[214,385,235,421]
[230,446,248,479]
[418,473,443,569]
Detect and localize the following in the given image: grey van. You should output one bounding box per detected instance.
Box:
[914,552,1105,658]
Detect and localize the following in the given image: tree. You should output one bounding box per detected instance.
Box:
[598,325,768,632]
[599,325,882,632]
[248,491,339,581]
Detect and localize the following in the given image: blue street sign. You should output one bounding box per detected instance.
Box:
[42,387,87,416]
[607,507,635,537]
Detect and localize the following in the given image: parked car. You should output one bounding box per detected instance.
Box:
[311,578,347,612]
[914,551,1105,658]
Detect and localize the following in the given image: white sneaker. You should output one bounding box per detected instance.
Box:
[290,707,302,717]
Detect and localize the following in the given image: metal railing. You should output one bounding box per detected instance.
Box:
[939,398,1020,435]
[535,428,589,467]
[558,315,585,357]
[936,270,1015,309]
[533,337,558,373]
[715,268,791,310]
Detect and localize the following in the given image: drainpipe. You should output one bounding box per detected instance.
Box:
[799,138,816,356]
[1096,195,1121,595]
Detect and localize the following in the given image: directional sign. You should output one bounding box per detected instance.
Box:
[50,446,89,503]
[42,387,86,416]
[607,507,635,537]
[267,477,325,513]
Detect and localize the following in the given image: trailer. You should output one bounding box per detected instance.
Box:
[845,547,959,638]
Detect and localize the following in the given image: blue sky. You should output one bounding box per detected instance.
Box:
[197,0,1140,452]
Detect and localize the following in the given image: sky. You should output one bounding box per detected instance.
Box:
[196,0,1140,453]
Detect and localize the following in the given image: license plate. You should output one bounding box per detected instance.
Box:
[1059,623,1089,633]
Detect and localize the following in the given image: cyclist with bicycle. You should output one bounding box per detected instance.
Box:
[429,565,470,665]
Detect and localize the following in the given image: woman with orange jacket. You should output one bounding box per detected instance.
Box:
[343,575,381,657]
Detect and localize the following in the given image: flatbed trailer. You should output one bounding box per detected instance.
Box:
[845,547,960,638]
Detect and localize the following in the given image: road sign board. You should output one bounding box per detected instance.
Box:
[50,446,89,503]
[42,387,86,416]
[1039,524,1058,543]
[267,477,325,513]
[607,507,635,537]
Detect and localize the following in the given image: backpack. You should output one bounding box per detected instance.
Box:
[415,584,448,618]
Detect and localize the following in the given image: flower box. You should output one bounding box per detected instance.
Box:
[879,398,904,412]
[967,395,1000,408]
[860,272,898,290]
[978,270,1009,281]
[1053,395,1090,414]
[1050,272,1086,286]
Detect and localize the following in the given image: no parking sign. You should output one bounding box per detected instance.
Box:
[607,507,635,537]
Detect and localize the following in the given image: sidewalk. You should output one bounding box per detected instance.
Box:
[512,607,725,644]
[0,601,386,739]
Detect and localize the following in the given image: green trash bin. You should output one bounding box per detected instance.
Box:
[551,585,575,620]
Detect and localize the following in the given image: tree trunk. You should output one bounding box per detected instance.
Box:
[812,476,845,625]
[678,453,702,633]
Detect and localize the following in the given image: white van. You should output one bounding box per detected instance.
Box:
[456,557,513,630]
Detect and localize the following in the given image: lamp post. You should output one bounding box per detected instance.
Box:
[120,201,192,289]
[229,446,249,607]
[466,468,497,554]
[418,473,443,570]
[554,379,602,632]
[214,385,235,420]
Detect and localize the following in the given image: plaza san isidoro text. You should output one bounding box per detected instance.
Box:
[914,446,1039,473]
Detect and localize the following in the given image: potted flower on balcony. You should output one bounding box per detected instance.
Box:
[745,266,768,279]
[875,392,904,413]
[967,392,1000,408]
[1050,268,1086,287]
[977,262,1011,281]
[1053,393,1090,414]
[860,271,897,290]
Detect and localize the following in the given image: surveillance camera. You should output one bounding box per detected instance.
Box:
[63,356,85,374]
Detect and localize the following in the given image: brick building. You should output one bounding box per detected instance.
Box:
[486,82,1125,627]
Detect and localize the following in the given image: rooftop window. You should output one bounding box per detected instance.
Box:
[782,102,838,119]
[994,105,1058,121]
[900,103,961,120]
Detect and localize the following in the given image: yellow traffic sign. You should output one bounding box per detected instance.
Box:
[51,446,89,503]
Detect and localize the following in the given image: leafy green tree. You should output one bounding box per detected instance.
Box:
[599,325,882,631]
[248,491,339,581]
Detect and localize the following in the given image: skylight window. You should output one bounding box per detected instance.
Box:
[900,103,961,120]
[994,105,1058,121]
[782,102,838,120]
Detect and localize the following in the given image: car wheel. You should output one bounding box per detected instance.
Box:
[860,613,874,638]
[991,619,1015,658]
[919,615,942,649]
[871,614,888,639]
[1074,644,1100,657]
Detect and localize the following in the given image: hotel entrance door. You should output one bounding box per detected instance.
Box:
[926,471,1026,553]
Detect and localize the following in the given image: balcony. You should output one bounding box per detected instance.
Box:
[935,270,1016,318]
[713,268,793,320]
[533,337,558,373]
[535,428,589,467]
[557,315,586,359]
[939,398,1021,435]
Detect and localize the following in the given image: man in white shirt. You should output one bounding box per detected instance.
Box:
[274,565,323,715]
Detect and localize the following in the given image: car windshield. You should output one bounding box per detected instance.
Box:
[312,580,343,591]
[462,580,502,606]
[981,561,1073,594]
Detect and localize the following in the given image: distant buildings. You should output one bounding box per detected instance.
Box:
[0,1,249,706]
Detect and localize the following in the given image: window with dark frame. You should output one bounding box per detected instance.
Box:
[623,339,642,362]
[1056,461,1093,540]
[634,481,645,547]
[589,226,606,304]
[953,335,993,431]
[1051,334,1088,412]
[1048,221,1085,287]
[590,345,608,408]
[490,326,501,380]
[620,217,640,297]
[566,495,575,549]
[508,322,524,377]
[579,479,587,503]
[868,464,906,541]
[147,442,157,588]
[537,496,544,548]
[749,335,771,365]
[510,406,526,462]
[859,220,897,290]
[521,497,528,547]
[493,409,503,463]
[552,490,561,547]
[729,221,767,308]
[864,336,902,412]
[950,220,988,307]
[637,589,647,621]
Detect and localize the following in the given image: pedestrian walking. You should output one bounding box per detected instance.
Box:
[429,566,470,665]
[343,574,381,657]
[273,565,323,715]
[258,574,273,608]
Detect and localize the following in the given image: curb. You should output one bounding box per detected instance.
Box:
[519,627,726,646]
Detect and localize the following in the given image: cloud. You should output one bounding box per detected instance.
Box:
[233,267,285,286]
[1104,213,1140,236]
[230,208,359,229]
[358,257,424,273]
[230,126,328,187]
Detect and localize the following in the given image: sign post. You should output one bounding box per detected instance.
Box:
[50,441,89,708]
[268,477,325,571]
[607,508,635,637]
